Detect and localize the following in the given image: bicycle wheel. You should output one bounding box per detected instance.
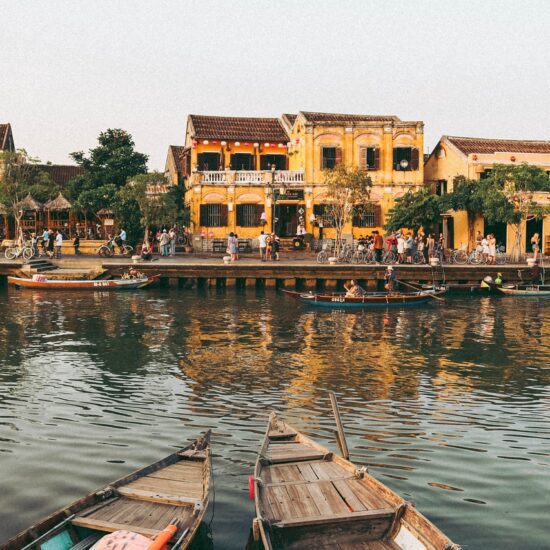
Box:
[351,252,364,264]
[413,252,425,265]
[468,253,482,265]
[123,245,134,256]
[22,247,34,260]
[496,253,507,265]
[5,247,17,260]
[317,251,328,264]
[453,250,468,265]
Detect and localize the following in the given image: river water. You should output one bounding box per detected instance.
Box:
[0,287,548,549]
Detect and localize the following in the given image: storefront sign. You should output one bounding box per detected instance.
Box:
[273,189,304,201]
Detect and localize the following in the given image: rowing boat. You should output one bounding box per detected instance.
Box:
[7,274,160,290]
[281,288,446,308]
[495,283,550,296]
[1,431,211,550]
[253,413,458,550]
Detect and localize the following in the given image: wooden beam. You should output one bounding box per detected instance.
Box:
[117,487,199,507]
[272,508,395,529]
[71,517,161,538]
[329,391,349,459]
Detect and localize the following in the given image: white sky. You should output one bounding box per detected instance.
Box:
[1,0,549,170]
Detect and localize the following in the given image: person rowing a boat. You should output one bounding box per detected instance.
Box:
[344,279,366,297]
[384,266,397,293]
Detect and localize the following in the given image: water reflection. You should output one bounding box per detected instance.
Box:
[0,288,549,549]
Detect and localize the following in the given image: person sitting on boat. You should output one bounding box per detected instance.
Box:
[384,266,396,293]
[530,261,542,284]
[345,279,366,297]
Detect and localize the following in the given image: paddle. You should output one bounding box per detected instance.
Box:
[395,278,445,302]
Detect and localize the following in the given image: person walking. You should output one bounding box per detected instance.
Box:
[55,230,63,258]
[258,230,268,261]
[159,229,170,256]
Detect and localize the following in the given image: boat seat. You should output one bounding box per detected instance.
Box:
[117,486,201,507]
[71,517,162,538]
[71,534,102,550]
[261,451,329,465]
[272,508,395,529]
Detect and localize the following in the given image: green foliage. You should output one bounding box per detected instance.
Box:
[68,129,148,217]
[384,189,442,233]
[112,173,178,245]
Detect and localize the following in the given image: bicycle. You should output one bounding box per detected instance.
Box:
[413,251,426,264]
[316,243,330,263]
[351,245,365,264]
[382,249,397,264]
[451,244,469,265]
[98,237,134,257]
[4,242,34,261]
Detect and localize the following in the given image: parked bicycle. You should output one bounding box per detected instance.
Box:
[98,237,134,257]
[4,242,35,261]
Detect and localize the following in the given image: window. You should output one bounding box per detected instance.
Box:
[236,204,263,227]
[197,152,221,171]
[393,147,419,171]
[480,169,493,180]
[260,154,287,170]
[200,204,228,227]
[360,147,380,170]
[231,153,254,170]
[321,147,342,169]
[313,204,334,227]
[352,204,381,228]
[436,180,448,196]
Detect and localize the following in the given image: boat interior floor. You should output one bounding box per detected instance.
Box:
[72,458,205,541]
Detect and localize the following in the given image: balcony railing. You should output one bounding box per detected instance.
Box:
[195,170,305,186]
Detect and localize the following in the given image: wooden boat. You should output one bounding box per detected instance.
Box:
[253,414,458,550]
[2,431,211,550]
[281,288,446,308]
[7,274,160,290]
[495,283,550,296]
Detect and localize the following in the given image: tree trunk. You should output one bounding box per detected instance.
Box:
[144,225,149,249]
[467,212,475,250]
[509,223,522,263]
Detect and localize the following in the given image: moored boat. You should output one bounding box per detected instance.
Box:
[253,413,459,550]
[7,274,160,290]
[495,283,550,296]
[1,431,211,550]
[282,287,446,308]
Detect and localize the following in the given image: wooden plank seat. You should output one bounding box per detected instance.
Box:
[117,486,201,507]
[268,431,297,440]
[272,508,395,529]
[71,517,163,538]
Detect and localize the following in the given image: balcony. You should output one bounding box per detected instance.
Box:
[193,170,305,186]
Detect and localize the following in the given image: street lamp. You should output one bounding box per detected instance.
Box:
[271,164,276,234]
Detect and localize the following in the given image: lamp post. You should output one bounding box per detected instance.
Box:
[271,164,276,234]
[399,159,409,186]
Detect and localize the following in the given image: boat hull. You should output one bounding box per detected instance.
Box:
[8,275,159,290]
[497,284,550,296]
[1,431,211,550]
[282,288,446,308]
[253,413,457,550]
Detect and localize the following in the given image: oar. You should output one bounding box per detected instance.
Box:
[395,278,445,302]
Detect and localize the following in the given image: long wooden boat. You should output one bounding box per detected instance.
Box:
[7,274,160,290]
[282,288,446,308]
[1,431,211,550]
[495,283,550,296]
[253,414,458,550]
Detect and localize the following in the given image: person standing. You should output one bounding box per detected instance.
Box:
[258,230,268,261]
[228,232,238,262]
[41,228,49,256]
[531,232,540,261]
[397,233,405,263]
[427,234,435,260]
[55,230,63,258]
[159,229,170,256]
[405,233,414,263]
[73,234,80,255]
[488,234,497,265]
[373,230,384,264]
[384,266,396,293]
[169,226,176,256]
[271,233,280,261]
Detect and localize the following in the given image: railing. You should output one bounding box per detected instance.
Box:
[235,171,264,184]
[196,170,305,185]
[202,171,228,183]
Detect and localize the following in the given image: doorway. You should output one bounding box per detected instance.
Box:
[525,217,543,253]
[275,204,298,237]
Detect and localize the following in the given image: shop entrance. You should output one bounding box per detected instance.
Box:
[275,204,298,237]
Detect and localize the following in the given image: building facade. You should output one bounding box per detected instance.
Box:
[179,112,425,241]
[425,136,550,252]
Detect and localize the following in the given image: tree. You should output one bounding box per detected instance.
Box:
[0,150,60,243]
[441,176,484,247]
[67,129,148,221]
[112,173,178,247]
[478,164,550,262]
[322,165,372,253]
[384,189,442,234]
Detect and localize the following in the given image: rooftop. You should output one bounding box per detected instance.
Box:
[168,145,186,172]
[35,164,84,186]
[446,136,550,155]
[189,115,289,143]
[0,123,14,151]
[299,111,400,124]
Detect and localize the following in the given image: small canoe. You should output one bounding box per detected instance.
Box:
[282,288,446,308]
[7,274,160,290]
[495,283,550,296]
[2,431,211,550]
[253,414,458,550]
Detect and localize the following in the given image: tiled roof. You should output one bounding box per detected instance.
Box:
[282,113,297,126]
[0,123,14,151]
[35,164,84,186]
[446,136,550,155]
[189,115,289,142]
[300,111,400,124]
[169,145,186,172]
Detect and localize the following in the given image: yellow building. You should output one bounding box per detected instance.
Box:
[425,136,550,252]
[178,112,425,244]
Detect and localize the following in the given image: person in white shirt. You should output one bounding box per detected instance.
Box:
[397,233,405,263]
[41,228,49,255]
[258,231,268,261]
[55,231,63,258]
